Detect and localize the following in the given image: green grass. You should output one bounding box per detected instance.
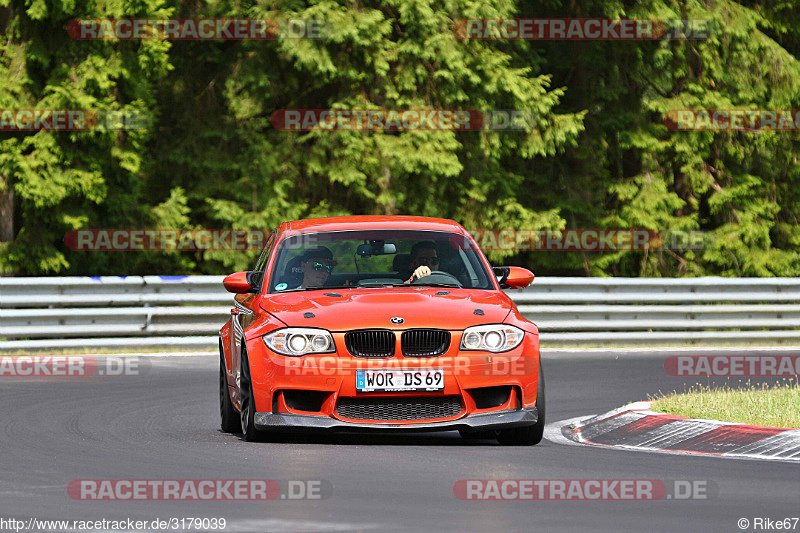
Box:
[649,378,800,429]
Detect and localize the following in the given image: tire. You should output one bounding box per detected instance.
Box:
[239,347,264,442]
[219,348,239,434]
[497,361,546,446]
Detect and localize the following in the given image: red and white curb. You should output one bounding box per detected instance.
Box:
[555,401,800,463]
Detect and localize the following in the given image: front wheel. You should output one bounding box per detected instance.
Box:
[219,349,239,433]
[239,348,264,442]
[497,361,546,446]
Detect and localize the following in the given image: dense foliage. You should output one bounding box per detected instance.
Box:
[1,0,798,277]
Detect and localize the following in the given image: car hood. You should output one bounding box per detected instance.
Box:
[260,288,512,331]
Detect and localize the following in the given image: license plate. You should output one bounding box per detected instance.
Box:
[356,369,444,392]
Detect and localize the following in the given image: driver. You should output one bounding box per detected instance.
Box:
[298,246,337,289]
[404,241,439,283]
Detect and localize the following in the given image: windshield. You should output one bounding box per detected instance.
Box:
[268,229,494,293]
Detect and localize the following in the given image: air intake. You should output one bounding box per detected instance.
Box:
[336,396,462,421]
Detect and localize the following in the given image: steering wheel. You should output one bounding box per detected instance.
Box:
[410,270,462,286]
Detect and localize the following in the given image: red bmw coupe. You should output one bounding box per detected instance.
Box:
[218,216,544,445]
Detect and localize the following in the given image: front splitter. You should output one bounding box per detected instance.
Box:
[254,407,537,433]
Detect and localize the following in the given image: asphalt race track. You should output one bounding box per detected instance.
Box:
[0,353,797,533]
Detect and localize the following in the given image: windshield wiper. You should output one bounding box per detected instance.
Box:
[276,284,355,293]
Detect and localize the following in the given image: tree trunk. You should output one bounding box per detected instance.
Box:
[0,179,14,242]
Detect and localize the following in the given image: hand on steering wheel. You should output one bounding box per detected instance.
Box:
[406,266,431,283]
[409,269,462,287]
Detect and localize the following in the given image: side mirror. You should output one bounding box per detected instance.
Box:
[223,271,253,294]
[493,266,534,289]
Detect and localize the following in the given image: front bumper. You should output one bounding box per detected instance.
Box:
[254,406,538,433]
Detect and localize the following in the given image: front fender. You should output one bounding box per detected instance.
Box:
[219,320,232,373]
[242,312,288,414]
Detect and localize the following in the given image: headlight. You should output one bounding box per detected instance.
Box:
[459,324,524,353]
[263,328,336,356]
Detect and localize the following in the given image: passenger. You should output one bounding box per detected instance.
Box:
[298,246,337,289]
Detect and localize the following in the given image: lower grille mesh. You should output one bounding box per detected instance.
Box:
[335,396,462,421]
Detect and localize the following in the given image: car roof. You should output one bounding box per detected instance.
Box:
[278,215,467,236]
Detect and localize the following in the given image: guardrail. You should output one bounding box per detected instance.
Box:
[2,276,800,350]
